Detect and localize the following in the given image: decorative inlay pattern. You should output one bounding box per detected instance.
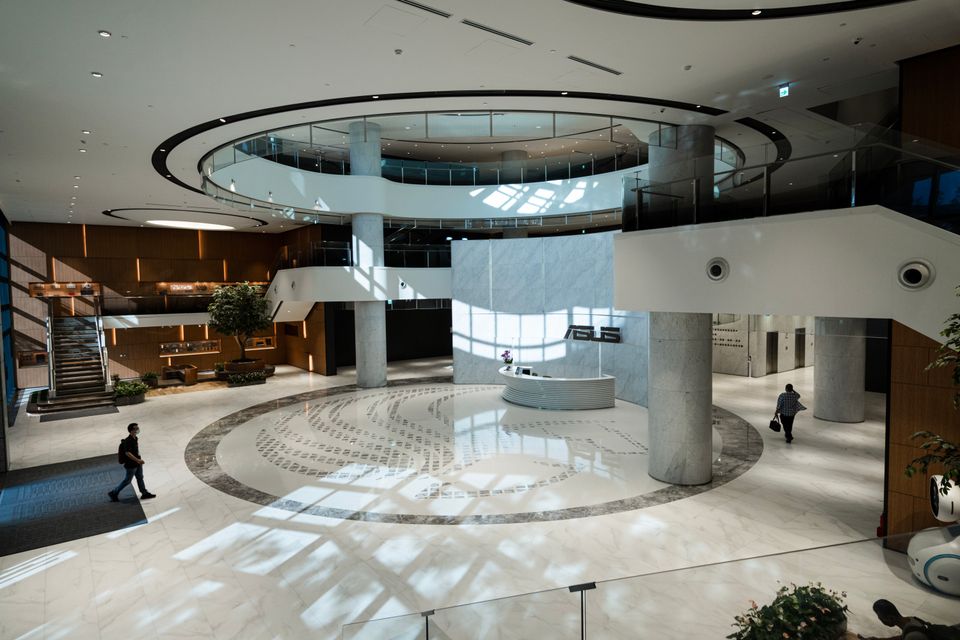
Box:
[185,377,763,525]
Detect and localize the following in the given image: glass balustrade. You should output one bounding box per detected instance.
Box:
[340,531,959,639]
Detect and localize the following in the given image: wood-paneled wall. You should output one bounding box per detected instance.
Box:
[282,305,335,376]
[885,321,960,550]
[900,45,960,150]
[7,222,331,385]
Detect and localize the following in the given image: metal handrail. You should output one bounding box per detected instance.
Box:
[94,297,110,390]
[44,303,57,398]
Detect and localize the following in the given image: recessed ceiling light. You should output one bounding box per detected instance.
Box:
[561,91,568,95]
[159,148,166,152]
[78,148,87,153]
[73,185,79,188]
[82,130,91,135]
[90,71,103,78]
[74,175,80,179]
[752,10,762,16]
[147,220,235,231]
[98,30,112,37]
[372,95,379,99]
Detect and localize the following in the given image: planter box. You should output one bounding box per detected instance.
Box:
[228,379,267,388]
[115,392,146,406]
[225,360,265,374]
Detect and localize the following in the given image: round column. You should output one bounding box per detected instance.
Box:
[644,125,715,228]
[814,317,866,422]
[648,312,713,485]
[500,149,527,183]
[349,121,387,388]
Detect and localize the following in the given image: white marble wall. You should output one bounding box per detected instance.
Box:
[452,232,649,406]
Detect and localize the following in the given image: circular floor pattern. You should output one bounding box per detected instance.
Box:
[185,377,762,525]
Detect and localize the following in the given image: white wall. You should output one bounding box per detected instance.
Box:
[212,155,639,220]
[614,206,960,342]
[266,266,451,305]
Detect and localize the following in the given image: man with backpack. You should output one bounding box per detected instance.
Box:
[108,422,156,501]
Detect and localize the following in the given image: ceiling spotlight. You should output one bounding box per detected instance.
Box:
[751,10,762,16]
[78,148,87,153]
[372,95,379,99]
[98,30,112,37]
[159,148,166,152]
[561,91,568,95]
[218,117,226,123]
[90,71,103,78]
[73,185,79,188]
[82,130,91,135]
[74,175,80,179]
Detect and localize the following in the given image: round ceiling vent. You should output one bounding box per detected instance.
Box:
[897,259,935,291]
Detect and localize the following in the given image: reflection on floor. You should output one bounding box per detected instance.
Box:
[1,359,956,639]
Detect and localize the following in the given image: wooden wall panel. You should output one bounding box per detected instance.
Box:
[900,45,960,150]
[885,321,960,542]
[281,304,333,375]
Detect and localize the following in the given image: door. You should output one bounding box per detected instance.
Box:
[766,332,779,374]
[795,328,806,368]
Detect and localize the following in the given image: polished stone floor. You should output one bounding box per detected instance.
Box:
[1,359,956,639]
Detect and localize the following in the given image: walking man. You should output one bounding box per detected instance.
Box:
[108,422,156,501]
[774,383,806,444]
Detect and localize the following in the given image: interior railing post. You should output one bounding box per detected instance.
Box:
[762,166,770,217]
[569,582,596,640]
[421,610,434,640]
[692,177,699,224]
[850,149,857,207]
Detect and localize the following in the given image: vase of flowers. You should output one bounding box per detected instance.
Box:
[501,350,513,370]
[728,583,848,640]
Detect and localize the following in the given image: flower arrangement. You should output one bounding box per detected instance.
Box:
[501,350,513,365]
[728,583,848,640]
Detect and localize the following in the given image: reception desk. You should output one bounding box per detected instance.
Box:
[499,366,615,410]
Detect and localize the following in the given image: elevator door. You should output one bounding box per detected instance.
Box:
[795,328,806,368]
[766,332,779,374]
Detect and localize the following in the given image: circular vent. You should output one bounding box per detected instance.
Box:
[897,259,935,291]
[706,257,729,282]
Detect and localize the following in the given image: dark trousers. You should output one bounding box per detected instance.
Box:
[780,414,796,440]
[113,465,146,495]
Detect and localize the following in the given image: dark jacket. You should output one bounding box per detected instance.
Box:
[121,435,141,469]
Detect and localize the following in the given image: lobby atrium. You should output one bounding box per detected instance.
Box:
[1,1,960,639]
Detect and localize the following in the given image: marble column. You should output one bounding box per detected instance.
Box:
[814,317,865,423]
[644,125,715,228]
[648,312,713,485]
[350,121,387,388]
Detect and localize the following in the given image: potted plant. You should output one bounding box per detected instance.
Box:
[207,283,271,373]
[110,373,120,387]
[728,583,849,640]
[114,380,149,406]
[140,371,159,388]
[501,350,513,370]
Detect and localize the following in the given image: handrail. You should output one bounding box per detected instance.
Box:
[94,297,109,390]
[45,302,57,398]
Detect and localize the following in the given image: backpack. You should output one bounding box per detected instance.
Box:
[118,439,127,465]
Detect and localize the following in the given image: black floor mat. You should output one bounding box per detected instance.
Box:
[39,405,119,422]
[0,454,147,557]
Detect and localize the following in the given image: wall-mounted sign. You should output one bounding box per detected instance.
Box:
[159,339,221,357]
[564,325,621,343]
[155,282,268,296]
[29,282,101,298]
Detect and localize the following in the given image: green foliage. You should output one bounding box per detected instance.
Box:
[213,362,225,372]
[728,583,848,640]
[140,371,158,381]
[206,283,271,361]
[906,431,960,496]
[927,284,960,408]
[114,380,149,397]
[227,371,267,385]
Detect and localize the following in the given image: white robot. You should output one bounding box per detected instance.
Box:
[907,475,960,597]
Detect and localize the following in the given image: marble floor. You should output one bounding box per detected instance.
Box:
[1,359,956,639]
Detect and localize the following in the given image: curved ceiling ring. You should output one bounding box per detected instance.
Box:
[152,89,736,194]
[102,207,269,227]
[561,0,915,21]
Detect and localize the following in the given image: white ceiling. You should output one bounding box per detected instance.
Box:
[0,0,958,232]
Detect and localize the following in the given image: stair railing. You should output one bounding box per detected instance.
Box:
[45,300,58,398]
[94,297,110,391]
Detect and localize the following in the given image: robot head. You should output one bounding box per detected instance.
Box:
[930,476,960,523]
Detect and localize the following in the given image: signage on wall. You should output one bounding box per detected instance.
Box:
[564,325,621,343]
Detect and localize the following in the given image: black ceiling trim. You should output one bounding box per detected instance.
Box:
[561,0,915,21]
[394,0,452,18]
[734,117,793,177]
[101,207,268,227]
[152,89,732,193]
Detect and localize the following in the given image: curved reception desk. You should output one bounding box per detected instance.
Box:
[499,366,615,410]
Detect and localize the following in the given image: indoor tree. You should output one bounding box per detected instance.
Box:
[207,282,271,362]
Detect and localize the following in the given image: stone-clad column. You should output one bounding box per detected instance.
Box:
[644,125,715,228]
[350,121,387,388]
[648,312,713,485]
[814,317,865,422]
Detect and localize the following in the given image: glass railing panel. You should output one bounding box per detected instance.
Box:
[427,111,490,139]
[370,112,429,140]
[493,111,553,138]
[309,122,350,147]
[570,160,593,178]
[429,587,580,639]
[426,167,450,186]
[524,163,545,183]
[451,166,475,186]
[341,612,424,640]
[211,146,236,173]
[769,152,852,216]
[476,164,500,185]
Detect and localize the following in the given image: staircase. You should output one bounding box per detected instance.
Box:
[35,315,114,413]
